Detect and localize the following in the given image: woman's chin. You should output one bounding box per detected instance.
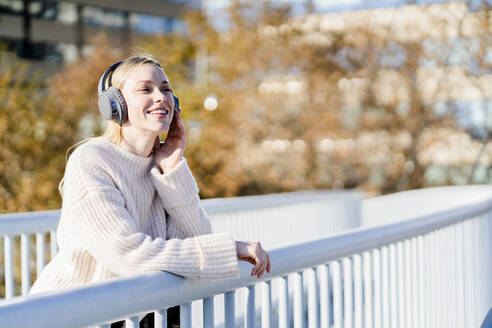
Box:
[155,122,171,133]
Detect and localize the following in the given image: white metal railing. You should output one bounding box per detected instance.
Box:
[0,187,491,327]
[0,190,361,302]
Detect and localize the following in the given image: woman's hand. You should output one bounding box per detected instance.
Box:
[154,107,186,173]
[235,241,271,279]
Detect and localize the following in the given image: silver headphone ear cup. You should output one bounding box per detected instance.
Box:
[105,87,127,124]
[98,93,113,120]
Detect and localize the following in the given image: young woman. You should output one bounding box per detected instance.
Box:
[30,54,271,327]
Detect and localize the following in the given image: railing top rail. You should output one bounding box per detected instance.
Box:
[0,209,60,236]
[1,191,490,328]
[0,190,362,235]
[203,190,362,214]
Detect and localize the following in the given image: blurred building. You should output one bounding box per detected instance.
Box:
[0,0,201,65]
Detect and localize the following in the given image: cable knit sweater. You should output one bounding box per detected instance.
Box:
[29,137,239,295]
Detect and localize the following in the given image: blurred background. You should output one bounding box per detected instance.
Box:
[0,0,491,213]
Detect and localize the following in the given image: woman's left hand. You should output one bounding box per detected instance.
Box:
[235,241,271,279]
[154,107,186,173]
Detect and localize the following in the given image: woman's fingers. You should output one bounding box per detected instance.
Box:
[252,251,269,278]
[167,107,184,138]
[256,264,266,278]
[252,263,264,278]
[167,108,178,131]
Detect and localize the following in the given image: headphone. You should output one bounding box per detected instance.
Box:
[97,61,179,125]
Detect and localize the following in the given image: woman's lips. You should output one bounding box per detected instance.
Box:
[148,108,169,119]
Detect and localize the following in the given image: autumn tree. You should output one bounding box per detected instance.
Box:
[0,51,72,212]
[182,1,492,196]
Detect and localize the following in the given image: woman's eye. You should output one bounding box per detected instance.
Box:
[139,88,150,92]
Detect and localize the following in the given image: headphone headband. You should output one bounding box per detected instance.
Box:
[97,61,123,96]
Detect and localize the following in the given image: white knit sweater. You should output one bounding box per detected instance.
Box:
[29,137,239,295]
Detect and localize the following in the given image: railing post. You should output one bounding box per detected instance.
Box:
[21,233,30,296]
[180,302,192,328]
[417,235,425,328]
[125,316,139,328]
[396,241,405,328]
[363,251,373,328]
[353,254,363,328]
[389,243,398,328]
[245,285,256,328]
[224,290,235,328]
[442,228,452,328]
[154,309,167,328]
[342,257,353,328]
[331,261,342,328]
[36,232,46,277]
[373,248,382,328]
[423,232,431,328]
[381,246,390,328]
[429,231,437,328]
[4,235,14,299]
[410,237,418,328]
[261,280,272,328]
[278,276,289,328]
[307,268,318,328]
[203,296,214,328]
[318,264,330,328]
[482,214,492,325]
[469,219,478,326]
[293,271,304,328]
[439,228,446,328]
[404,239,412,328]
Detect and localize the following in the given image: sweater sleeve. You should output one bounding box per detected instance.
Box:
[150,159,214,238]
[65,155,238,280]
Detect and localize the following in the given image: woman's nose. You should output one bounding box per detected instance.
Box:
[153,89,166,103]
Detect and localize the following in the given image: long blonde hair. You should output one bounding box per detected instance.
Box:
[58,54,164,195]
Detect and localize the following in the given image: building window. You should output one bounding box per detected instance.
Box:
[82,6,125,29]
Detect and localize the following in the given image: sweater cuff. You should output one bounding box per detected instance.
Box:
[196,233,239,280]
[150,158,200,208]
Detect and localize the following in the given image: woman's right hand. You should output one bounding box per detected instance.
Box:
[154,106,186,174]
[235,241,271,279]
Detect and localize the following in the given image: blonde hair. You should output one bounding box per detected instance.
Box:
[58,54,164,195]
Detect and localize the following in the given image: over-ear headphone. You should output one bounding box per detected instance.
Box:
[97,61,180,125]
[98,61,127,124]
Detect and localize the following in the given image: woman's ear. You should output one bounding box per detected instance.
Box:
[172,94,179,111]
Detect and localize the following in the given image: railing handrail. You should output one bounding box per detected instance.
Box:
[0,190,362,235]
[0,209,60,235]
[203,190,361,214]
[1,191,490,328]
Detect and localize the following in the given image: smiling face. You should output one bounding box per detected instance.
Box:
[120,63,175,136]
